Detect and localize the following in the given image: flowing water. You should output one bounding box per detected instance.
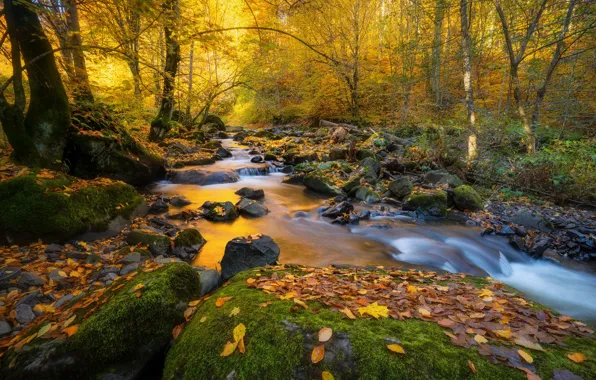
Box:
[153,139,596,323]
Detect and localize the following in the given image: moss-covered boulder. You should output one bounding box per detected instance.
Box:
[356,149,375,160]
[453,185,483,211]
[389,176,413,199]
[164,267,596,380]
[354,186,381,203]
[65,103,166,186]
[174,228,206,249]
[359,157,381,183]
[423,170,463,188]
[127,229,172,256]
[303,171,342,196]
[0,174,143,244]
[404,191,448,217]
[2,263,201,380]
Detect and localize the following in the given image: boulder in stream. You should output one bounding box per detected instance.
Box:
[404,191,448,217]
[388,176,413,199]
[169,169,240,185]
[126,229,172,256]
[236,198,269,218]
[200,201,239,221]
[423,170,463,188]
[452,185,483,211]
[322,201,354,218]
[235,187,265,200]
[220,235,280,280]
[173,228,206,261]
[303,171,342,196]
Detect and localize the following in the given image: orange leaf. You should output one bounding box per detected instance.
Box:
[311,344,325,364]
[322,371,334,380]
[318,327,333,343]
[216,296,232,307]
[567,352,586,363]
[468,360,476,374]
[172,324,184,340]
[63,325,79,337]
[518,350,533,364]
[340,308,356,320]
[238,337,246,354]
[220,340,238,357]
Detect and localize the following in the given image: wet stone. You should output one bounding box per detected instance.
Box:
[15,304,35,324]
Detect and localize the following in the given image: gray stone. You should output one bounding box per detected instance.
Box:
[120,263,139,276]
[0,319,11,337]
[198,269,222,297]
[303,172,341,196]
[510,211,553,233]
[216,147,232,158]
[126,229,172,256]
[200,201,239,221]
[322,201,354,218]
[118,252,142,264]
[45,244,63,253]
[0,267,21,282]
[235,187,265,200]
[54,294,74,309]
[148,199,169,214]
[355,187,381,203]
[48,269,67,283]
[359,157,381,183]
[170,195,192,207]
[424,170,463,188]
[221,235,280,280]
[103,273,118,282]
[170,169,240,185]
[16,304,35,324]
[388,177,413,199]
[19,272,46,287]
[236,198,269,218]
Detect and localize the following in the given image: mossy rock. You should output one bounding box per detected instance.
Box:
[127,229,172,256]
[2,263,201,379]
[303,171,342,196]
[164,268,596,380]
[175,228,206,249]
[354,186,381,203]
[356,149,375,160]
[0,174,143,244]
[201,201,240,221]
[388,176,413,199]
[453,185,483,211]
[405,191,448,217]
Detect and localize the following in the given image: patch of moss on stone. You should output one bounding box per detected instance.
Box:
[453,185,483,211]
[0,175,142,243]
[165,268,596,380]
[303,171,342,196]
[71,263,200,370]
[175,228,206,247]
[406,191,448,217]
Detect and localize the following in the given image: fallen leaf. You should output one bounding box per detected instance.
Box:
[188,300,201,307]
[63,315,76,328]
[387,344,405,354]
[474,334,488,344]
[311,344,325,364]
[340,308,356,320]
[438,319,454,328]
[567,352,586,363]
[294,299,308,309]
[216,296,232,307]
[358,302,389,319]
[184,307,196,321]
[234,323,246,342]
[358,289,368,295]
[172,324,184,340]
[220,340,238,357]
[518,350,533,364]
[238,337,246,354]
[319,327,333,342]
[468,360,476,374]
[246,278,256,285]
[494,329,512,339]
[200,316,207,323]
[135,291,142,298]
[418,307,431,317]
[229,307,240,317]
[133,283,144,292]
[514,337,545,352]
[321,371,334,380]
[259,302,272,308]
[37,323,52,338]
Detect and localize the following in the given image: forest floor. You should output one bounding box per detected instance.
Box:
[0,122,595,379]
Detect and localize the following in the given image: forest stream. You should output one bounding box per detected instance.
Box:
[153,138,596,324]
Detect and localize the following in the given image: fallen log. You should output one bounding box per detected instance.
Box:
[319,119,358,130]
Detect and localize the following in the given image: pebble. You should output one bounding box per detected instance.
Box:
[48,269,67,282]
[0,320,12,337]
[19,272,46,287]
[15,304,35,324]
[120,263,139,276]
[44,244,63,253]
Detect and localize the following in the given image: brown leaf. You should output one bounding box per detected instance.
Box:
[220,340,238,357]
[172,324,184,340]
[468,360,477,374]
[311,344,325,364]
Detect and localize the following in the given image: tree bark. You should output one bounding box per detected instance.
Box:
[431,0,445,108]
[0,0,70,168]
[64,0,94,103]
[460,0,477,165]
[185,41,194,121]
[149,0,181,141]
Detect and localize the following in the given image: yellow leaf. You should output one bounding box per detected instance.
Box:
[294,299,308,309]
[311,344,325,364]
[387,344,405,354]
[358,302,389,319]
[518,350,533,364]
[474,334,488,344]
[494,329,512,339]
[479,289,493,298]
[407,285,417,294]
[468,360,477,374]
[58,271,68,278]
[567,352,586,363]
[340,308,356,320]
[322,371,334,380]
[238,336,246,354]
[63,315,76,328]
[259,302,272,308]
[188,300,201,307]
[184,307,196,321]
[37,323,52,338]
[318,327,333,342]
[220,340,238,357]
[280,291,297,300]
[229,307,240,317]
[246,278,256,285]
[200,316,207,323]
[63,325,79,337]
[233,323,246,342]
[358,289,367,295]
[133,283,145,292]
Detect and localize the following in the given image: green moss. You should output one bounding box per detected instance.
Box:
[406,191,448,217]
[303,171,342,196]
[453,185,483,211]
[175,228,206,247]
[71,263,201,370]
[166,268,596,380]
[0,175,142,242]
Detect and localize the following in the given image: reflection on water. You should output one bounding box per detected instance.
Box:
[153,139,596,322]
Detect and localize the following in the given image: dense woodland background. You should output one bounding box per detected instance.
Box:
[0,0,595,202]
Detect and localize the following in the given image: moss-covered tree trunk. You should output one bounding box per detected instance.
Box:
[0,0,70,168]
[149,0,181,142]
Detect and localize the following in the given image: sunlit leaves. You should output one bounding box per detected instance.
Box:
[221,323,246,357]
[358,302,388,319]
[386,344,405,354]
[311,345,325,363]
[518,350,533,364]
[567,352,586,363]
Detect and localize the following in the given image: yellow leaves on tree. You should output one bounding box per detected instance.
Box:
[221,323,246,357]
[386,344,405,354]
[358,302,388,319]
[311,344,325,364]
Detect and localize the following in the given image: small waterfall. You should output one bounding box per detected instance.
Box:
[235,165,285,176]
[498,251,513,277]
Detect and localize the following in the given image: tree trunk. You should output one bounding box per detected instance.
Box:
[64,0,94,103]
[511,64,534,153]
[149,0,181,141]
[0,0,70,168]
[185,41,194,121]
[431,0,445,108]
[531,0,577,126]
[460,0,477,165]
